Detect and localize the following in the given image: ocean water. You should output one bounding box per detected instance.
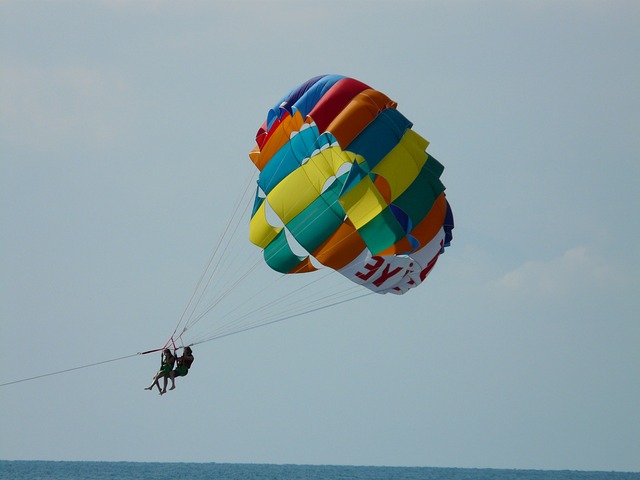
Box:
[0,462,638,480]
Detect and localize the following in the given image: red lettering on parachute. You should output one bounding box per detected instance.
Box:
[355,256,384,281]
[419,241,444,281]
[355,256,403,288]
[372,263,403,287]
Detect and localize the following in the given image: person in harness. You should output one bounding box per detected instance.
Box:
[145,349,175,394]
[162,346,194,394]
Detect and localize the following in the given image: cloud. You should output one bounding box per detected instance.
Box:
[494,246,620,299]
[0,65,131,152]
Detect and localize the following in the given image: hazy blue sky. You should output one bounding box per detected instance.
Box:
[1,0,638,472]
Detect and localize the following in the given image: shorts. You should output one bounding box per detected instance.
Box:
[174,365,189,377]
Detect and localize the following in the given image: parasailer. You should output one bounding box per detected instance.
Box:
[144,349,175,395]
[248,74,454,295]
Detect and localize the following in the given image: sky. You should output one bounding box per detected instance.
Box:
[1,0,639,473]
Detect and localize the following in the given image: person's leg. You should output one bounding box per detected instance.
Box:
[145,374,160,391]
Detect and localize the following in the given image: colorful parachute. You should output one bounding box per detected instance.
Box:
[249,74,454,295]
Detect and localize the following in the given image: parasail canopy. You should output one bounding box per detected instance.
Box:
[248,74,454,295]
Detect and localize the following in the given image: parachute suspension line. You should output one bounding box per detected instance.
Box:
[195,269,338,341]
[178,188,264,338]
[175,211,252,336]
[188,290,375,345]
[244,271,355,325]
[184,254,264,333]
[184,265,371,346]
[266,281,362,322]
[187,169,256,329]
[169,167,258,342]
[216,286,364,341]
